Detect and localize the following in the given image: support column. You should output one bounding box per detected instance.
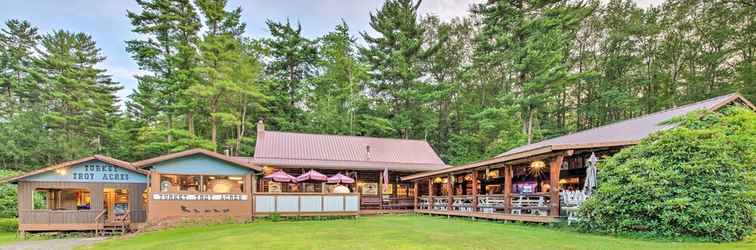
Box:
[550,155,564,216]
[428,178,433,210]
[504,166,513,213]
[471,171,478,212]
[447,174,453,211]
[378,170,383,210]
[413,181,419,210]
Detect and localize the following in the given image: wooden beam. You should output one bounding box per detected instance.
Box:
[428,177,433,210]
[413,181,419,210]
[550,155,564,216]
[504,166,512,213]
[378,170,383,210]
[471,171,478,211]
[447,174,453,211]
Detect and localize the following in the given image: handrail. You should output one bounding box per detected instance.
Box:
[94,210,107,236]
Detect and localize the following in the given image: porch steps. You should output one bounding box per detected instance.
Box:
[97,224,129,237]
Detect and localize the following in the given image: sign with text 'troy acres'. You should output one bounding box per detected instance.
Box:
[23,160,148,184]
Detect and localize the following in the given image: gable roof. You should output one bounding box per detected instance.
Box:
[248,131,447,172]
[403,93,753,181]
[497,93,753,159]
[2,155,147,184]
[132,148,261,171]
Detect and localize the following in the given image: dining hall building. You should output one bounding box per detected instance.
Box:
[3,92,753,234]
[4,121,448,234]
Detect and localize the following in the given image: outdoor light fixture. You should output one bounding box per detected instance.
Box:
[529,160,546,176]
[433,177,443,184]
[487,169,499,179]
[55,168,67,175]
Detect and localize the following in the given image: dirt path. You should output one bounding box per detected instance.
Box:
[0,237,105,250]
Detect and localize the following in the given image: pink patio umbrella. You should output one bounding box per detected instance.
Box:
[327,173,355,184]
[263,170,298,183]
[296,169,328,182]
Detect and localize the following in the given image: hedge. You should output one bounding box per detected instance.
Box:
[579,107,755,242]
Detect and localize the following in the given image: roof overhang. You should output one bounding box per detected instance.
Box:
[248,157,447,173]
[1,155,147,184]
[403,93,754,181]
[132,148,261,171]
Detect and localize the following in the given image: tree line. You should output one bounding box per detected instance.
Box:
[1,0,753,170]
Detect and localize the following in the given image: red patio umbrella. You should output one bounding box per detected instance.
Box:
[296,169,328,182]
[327,173,355,184]
[263,170,298,183]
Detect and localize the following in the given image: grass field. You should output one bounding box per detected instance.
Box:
[81,215,755,250]
[0,232,17,246]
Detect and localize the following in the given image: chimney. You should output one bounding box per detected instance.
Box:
[257,120,265,135]
[366,145,371,161]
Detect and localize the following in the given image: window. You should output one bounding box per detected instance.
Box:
[33,188,91,210]
[159,174,244,193]
[202,176,244,193]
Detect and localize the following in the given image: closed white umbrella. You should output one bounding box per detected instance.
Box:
[583,152,598,196]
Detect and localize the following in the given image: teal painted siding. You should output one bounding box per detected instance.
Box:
[152,155,252,175]
[22,160,148,183]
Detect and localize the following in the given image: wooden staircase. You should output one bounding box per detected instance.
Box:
[95,211,131,237]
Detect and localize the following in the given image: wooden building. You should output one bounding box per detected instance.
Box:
[239,121,448,210]
[5,156,149,234]
[403,93,754,223]
[4,122,447,233]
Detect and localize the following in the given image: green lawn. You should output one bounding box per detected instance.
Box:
[83,215,754,250]
[0,232,18,246]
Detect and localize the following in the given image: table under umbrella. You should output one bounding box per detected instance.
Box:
[327,173,355,184]
[296,169,328,182]
[263,170,298,183]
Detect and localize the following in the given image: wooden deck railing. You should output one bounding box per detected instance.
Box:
[418,193,555,217]
[19,209,105,225]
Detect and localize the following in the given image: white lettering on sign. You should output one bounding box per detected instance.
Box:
[72,164,129,181]
[152,193,248,201]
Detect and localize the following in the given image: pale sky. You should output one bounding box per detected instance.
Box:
[0,0,662,105]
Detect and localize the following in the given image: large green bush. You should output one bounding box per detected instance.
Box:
[579,107,755,242]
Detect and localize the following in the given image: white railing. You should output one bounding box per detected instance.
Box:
[254,193,359,216]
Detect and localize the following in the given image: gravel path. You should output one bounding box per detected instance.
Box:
[0,237,105,250]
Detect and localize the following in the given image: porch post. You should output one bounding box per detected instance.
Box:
[471,170,478,212]
[447,174,453,211]
[378,170,383,210]
[504,166,512,213]
[413,181,419,210]
[428,177,433,210]
[550,155,564,216]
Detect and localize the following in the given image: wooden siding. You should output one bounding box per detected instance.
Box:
[17,181,148,228]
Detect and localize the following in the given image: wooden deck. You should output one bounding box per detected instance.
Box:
[416,209,559,223]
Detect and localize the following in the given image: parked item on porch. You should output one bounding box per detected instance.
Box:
[327,173,355,184]
[583,152,599,196]
[263,170,298,183]
[296,169,328,182]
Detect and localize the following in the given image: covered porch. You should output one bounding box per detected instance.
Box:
[406,149,609,223]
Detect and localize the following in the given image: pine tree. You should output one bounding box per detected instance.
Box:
[0,19,39,116]
[263,20,318,131]
[126,0,201,144]
[360,0,442,139]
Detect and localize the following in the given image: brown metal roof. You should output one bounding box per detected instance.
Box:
[249,131,446,172]
[2,155,148,184]
[403,93,753,181]
[132,148,261,171]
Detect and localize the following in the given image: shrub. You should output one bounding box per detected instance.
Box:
[579,107,755,242]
